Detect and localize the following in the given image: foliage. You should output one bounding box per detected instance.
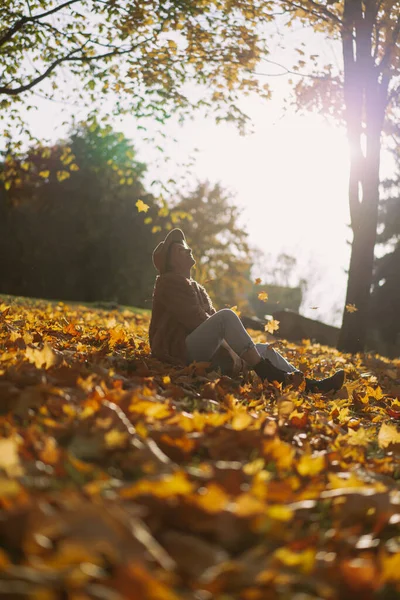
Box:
[0,0,274,143]
[0,296,400,598]
[156,181,254,310]
[270,1,400,353]
[0,123,157,307]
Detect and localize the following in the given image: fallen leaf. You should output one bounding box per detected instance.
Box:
[378,422,400,449]
[25,342,58,369]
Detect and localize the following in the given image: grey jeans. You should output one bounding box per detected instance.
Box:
[185,308,296,373]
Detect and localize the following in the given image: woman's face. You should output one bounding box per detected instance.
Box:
[168,241,195,272]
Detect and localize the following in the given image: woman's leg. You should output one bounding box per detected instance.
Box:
[185,309,261,365]
[255,343,298,373]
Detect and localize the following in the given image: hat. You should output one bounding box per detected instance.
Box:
[152,228,187,273]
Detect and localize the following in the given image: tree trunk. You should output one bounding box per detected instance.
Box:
[337,146,380,352]
[337,0,388,353]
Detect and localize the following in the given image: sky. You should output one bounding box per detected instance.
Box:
[8,16,395,327]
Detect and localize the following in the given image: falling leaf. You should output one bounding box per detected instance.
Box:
[346,303,358,313]
[254,278,262,285]
[38,170,50,178]
[258,291,268,302]
[230,305,241,317]
[265,319,280,334]
[136,199,150,213]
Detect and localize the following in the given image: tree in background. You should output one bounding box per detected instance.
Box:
[154,182,253,310]
[370,147,400,356]
[273,1,400,353]
[0,123,157,307]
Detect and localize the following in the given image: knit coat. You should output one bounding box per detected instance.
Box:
[149,272,216,364]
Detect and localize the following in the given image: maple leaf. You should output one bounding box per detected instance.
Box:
[254,277,262,285]
[346,303,358,313]
[344,427,376,446]
[25,341,58,369]
[0,437,24,477]
[136,199,150,213]
[258,291,268,302]
[378,422,400,449]
[265,319,280,334]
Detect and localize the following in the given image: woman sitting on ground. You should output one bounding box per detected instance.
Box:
[149,229,344,392]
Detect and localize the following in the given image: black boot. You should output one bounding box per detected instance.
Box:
[253,358,304,388]
[253,357,287,383]
[305,369,345,393]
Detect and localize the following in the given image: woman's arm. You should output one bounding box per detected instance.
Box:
[198,284,216,316]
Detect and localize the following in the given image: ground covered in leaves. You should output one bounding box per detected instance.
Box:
[0,298,399,600]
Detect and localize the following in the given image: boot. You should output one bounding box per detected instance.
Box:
[253,358,304,388]
[305,369,345,393]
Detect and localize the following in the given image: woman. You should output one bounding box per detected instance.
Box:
[149,229,344,392]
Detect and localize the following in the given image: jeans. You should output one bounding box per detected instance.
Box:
[185,309,296,373]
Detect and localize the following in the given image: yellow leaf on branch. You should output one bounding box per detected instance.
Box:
[57,170,70,182]
[136,199,150,213]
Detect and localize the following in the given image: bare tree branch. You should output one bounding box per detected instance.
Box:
[282,0,342,26]
[0,48,83,95]
[257,57,332,81]
[0,0,81,47]
[0,39,154,96]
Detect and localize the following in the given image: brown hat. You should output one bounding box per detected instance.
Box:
[152,228,187,273]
